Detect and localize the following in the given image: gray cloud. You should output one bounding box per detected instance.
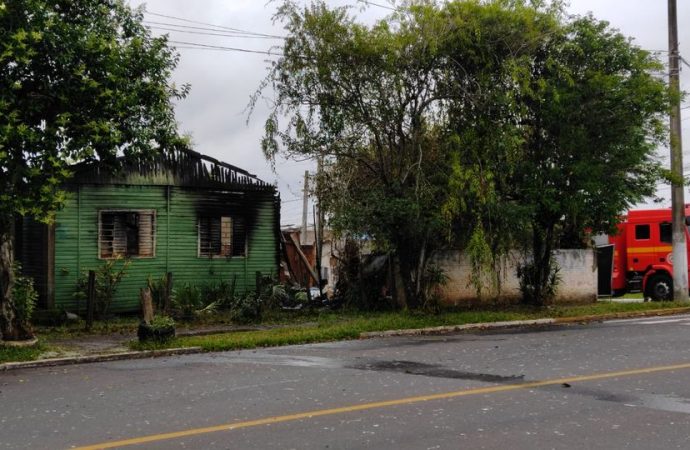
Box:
[130,0,690,218]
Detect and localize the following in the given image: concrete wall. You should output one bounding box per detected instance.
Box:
[432,249,597,305]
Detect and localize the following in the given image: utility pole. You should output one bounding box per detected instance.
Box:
[315,156,325,295]
[301,170,309,245]
[668,0,688,301]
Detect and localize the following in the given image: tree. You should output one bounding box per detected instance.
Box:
[258,0,555,308]
[260,0,667,308]
[0,0,186,339]
[504,15,667,305]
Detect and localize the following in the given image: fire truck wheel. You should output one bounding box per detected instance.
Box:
[644,273,673,302]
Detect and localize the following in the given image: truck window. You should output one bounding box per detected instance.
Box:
[635,224,650,240]
[660,223,672,243]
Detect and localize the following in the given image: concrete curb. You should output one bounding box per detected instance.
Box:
[359,307,690,339]
[0,346,203,372]
[552,306,690,324]
[359,318,556,338]
[3,307,690,371]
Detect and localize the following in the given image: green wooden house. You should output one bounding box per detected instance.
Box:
[17,148,280,312]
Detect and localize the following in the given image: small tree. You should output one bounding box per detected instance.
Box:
[509,16,667,305]
[0,0,187,339]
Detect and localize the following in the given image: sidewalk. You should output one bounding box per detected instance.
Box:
[2,306,689,372]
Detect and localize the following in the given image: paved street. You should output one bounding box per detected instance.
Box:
[4,315,690,449]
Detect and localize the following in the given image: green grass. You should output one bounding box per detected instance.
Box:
[0,343,47,364]
[3,300,686,364]
[130,301,689,353]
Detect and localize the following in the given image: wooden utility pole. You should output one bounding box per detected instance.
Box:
[315,156,325,295]
[301,170,309,245]
[668,0,688,301]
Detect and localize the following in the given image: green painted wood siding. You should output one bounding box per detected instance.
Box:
[53,184,278,312]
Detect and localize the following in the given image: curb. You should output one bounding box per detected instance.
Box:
[0,347,203,372]
[3,307,690,371]
[359,318,556,338]
[359,307,690,339]
[552,307,690,324]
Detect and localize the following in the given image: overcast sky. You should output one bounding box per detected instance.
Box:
[128,0,690,225]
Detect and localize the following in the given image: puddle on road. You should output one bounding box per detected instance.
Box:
[348,360,525,383]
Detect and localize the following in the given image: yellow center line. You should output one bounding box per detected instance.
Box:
[73,361,690,450]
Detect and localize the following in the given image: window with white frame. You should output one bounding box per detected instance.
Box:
[198,216,246,257]
[99,210,156,258]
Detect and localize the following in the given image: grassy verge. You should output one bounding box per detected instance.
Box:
[0,343,49,364]
[131,301,687,353]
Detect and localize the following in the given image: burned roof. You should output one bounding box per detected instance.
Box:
[71,147,274,191]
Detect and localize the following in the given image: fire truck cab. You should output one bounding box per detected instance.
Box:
[609,207,690,301]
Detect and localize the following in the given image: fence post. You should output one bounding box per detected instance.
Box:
[85,270,95,331]
[140,287,154,324]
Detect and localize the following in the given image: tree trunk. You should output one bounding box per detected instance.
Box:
[0,217,34,341]
[391,255,409,309]
[529,223,556,307]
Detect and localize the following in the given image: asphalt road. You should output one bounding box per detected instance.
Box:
[4,315,690,450]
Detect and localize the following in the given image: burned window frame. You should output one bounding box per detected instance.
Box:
[98,209,157,259]
[197,215,246,258]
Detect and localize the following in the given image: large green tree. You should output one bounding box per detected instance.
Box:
[0,0,186,339]
[260,0,667,308]
[259,0,555,308]
[500,15,666,305]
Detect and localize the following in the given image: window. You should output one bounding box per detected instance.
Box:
[99,210,155,258]
[198,216,246,257]
[660,223,672,243]
[635,224,650,240]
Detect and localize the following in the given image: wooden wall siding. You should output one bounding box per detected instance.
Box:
[53,184,278,313]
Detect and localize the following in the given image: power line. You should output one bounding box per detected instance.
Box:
[143,20,283,38]
[145,24,282,40]
[168,40,280,56]
[145,11,283,39]
[356,0,399,11]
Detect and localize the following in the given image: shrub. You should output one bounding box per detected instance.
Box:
[74,259,130,318]
[230,294,262,324]
[201,277,237,311]
[13,265,37,328]
[172,283,203,319]
[138,315,175,343]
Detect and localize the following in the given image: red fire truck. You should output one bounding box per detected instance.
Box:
[609,206,690,300]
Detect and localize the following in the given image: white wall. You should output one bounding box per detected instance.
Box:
[432,249,597,305]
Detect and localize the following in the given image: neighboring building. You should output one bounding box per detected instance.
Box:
[17,148,280,312]
[280,226,342,295]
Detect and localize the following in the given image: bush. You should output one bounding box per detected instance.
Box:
[74,259,130,318]
[172,283,203,319]
[230,294,262,324]
[13,265,37,328]
[138,315,176,343]
[147,274,169,312]
[201,277,237,311]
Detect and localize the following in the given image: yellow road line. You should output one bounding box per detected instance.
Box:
[73,361,690,449]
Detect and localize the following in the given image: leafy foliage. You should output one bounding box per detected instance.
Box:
[12,265,37,328]
[172,283,204,319]
[259,1,667,308]
[0,0,187,338]
[74,259,130,319]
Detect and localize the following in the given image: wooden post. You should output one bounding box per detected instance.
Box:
[140,287,154,324]
[85,270,95,331]
[164,272,173,314]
